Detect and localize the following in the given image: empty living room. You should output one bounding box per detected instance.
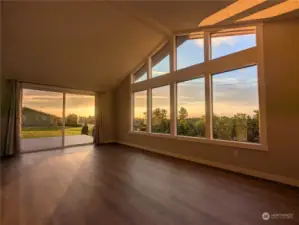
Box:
[1,1,299,225]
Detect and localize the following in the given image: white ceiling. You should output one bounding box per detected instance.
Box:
[2,1,298,92]
[2,1,234,91]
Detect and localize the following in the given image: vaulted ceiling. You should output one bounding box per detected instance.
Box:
[2,0,299,92]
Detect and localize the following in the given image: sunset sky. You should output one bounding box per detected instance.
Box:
[134,34,259,119]
[22,89,95,117]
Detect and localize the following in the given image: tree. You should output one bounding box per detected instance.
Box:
[178,107,188,121]
[86,115,95,124]
[66,114,78,126]
[247,110,259,142]
[152,108,170,133]
[177,118,188,135]
[234,113,248,141]
[195,119,205,137]
[133,111,147,131]
[139,106,259,143]
[213,115,234,140]
[78,116,86,124]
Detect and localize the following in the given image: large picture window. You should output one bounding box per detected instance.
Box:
[151,85,170,134]
[212,65,259,143]
[133,90,147,131]
[177,77,205,137]
[130,25,265,150]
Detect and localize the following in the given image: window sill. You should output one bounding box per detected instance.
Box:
[129,131,268,151]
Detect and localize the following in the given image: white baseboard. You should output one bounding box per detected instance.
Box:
[117,141,299,188]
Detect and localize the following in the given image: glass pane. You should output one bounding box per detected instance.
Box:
[133,90,147,131]
[134,72,147,83]
[211,32,256,59]
[177,78,205,137]
[212,65,260,143]
[152,55,170,78]
[134,63,148,83]
[152,85,170,134]
[65,93,95,146]
[176,36,204,70]
[21,89,63,152]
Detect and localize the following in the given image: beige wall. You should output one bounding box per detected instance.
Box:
[98,90,115,143]
[114,19,299,183]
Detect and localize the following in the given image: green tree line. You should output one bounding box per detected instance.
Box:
[65,114,95,126]
[133,107,259,143]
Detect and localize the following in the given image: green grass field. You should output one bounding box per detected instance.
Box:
[21,125,94,139]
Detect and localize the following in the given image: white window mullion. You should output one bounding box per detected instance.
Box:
[147,89,152,133]
[170,84,177,136]
[256,24,267,148]
[147,57,152,133]
[204,31,211,62]
[204,75,212,140]
[148,57,152,79]
[170,36,177,136]
[204,31,212,139]
[170,36,177,72]
[62,92,66,146]
[130,74,133,131]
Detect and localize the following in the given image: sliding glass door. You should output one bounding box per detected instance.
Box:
[21,89,63,152]
[20,86,95,152]
[64,93,95,146]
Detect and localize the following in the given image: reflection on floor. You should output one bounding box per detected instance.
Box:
[21,135,93,152]
[1,144,299,225]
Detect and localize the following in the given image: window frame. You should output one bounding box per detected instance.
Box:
[211,64,260,143]
[151,41,171,78]
[176,76,206,138]
[151,84,171,135]
[132,90,148,132]
[130,24,267,151]
[176,32,205,71]
[210,26,257,60]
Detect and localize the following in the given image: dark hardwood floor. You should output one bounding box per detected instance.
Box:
[1,144,299,225]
